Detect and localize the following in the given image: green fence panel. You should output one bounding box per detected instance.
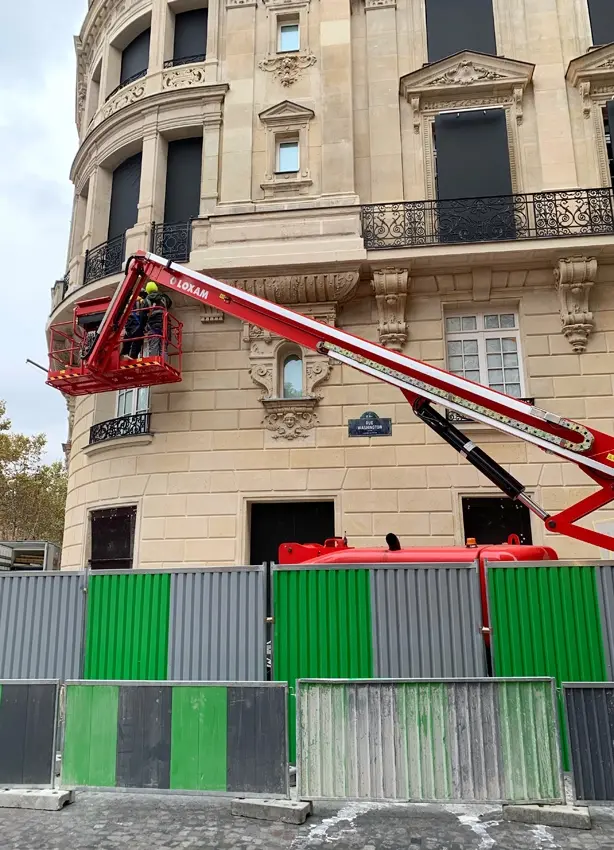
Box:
[84,573,171,680]
[61,682,289,797]
[488,564,607,768]
[273,568,373,762]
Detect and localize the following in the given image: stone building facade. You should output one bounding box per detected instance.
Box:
[49,0,614,568]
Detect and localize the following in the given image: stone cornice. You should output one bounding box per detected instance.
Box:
[566,43,614,89]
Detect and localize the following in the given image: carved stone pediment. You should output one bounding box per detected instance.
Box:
[567,44,614,118]
[400,51,534,126]
[258,99,315,126]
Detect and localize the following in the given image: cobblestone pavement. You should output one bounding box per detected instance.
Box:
[1,793,614,850]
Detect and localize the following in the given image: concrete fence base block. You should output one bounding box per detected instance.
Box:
[231,798,312,824]
[503,804,591,830]
[0,789,75,811]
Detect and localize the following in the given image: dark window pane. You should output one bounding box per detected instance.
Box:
[164,137,203,223]
[91,506,136,570]
[589,0,614,46]
[173,8,208,61]
[426,0,496,62]
[120,29,151,84]
[606,103,614,187]
[108,153,142,240]
[462,497,533,545]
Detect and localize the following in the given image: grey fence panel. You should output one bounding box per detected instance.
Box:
[297,678,564,803]
[564,683,614,803]
[0,680,59,787]
[0,573,86,679]
[370,564,486,678]
[169,568,266,681]
[597,567,614,679]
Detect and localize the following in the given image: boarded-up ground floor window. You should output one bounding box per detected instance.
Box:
[90,506,137,570]
[462,496,532,546]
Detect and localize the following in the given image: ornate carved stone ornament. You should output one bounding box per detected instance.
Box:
[162,65,207,90]
[242,303,338,439]
[259,53,317,87]
[228,270,359,304]
[554,256,597,353]
[400,50,535,130]
[566,43,614,118]
[100,80,146,122]
[371,268,410,350]
[365,0,397,8]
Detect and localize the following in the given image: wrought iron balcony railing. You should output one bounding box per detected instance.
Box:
[83,234,125,285]
[361,189,614,250]
[89,413,151,445]
[151,220,192,263]
[446,398,535,425]
[164,54,206,68]
[105,69,147,102]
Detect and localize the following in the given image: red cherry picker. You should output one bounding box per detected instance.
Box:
[48,250,614,555]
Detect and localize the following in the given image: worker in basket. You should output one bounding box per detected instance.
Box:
[120,287,149,359]
[143,281,172,357]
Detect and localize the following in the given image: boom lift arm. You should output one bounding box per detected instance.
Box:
[81,251,614,552]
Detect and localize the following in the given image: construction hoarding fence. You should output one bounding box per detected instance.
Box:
[0,680,59,787]
[297,679,564,804]
[61,681,289,797]
[84,567,265,682]
[486,562,608,768]
[273,563,485,761]
[0,572,86,680]
[564,683,614,803]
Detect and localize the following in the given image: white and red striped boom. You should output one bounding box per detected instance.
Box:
[84,251,614,552]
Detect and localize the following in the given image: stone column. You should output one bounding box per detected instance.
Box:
[205,0,221,83]
[554,256,597,353]
[371,267,410,350]
[148,0,169,78]
[201,113,224,215]
[138,127,167,225]
[365,0,403,203]
[219,0,257,204]
[82,164,112,252]
[320,0,355,197]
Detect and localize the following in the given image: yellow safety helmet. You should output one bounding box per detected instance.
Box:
[145,281,159,294]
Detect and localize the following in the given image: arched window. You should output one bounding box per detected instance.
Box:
[282,353,303,398]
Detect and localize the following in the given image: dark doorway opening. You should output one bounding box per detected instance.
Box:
[90,506,137,570]
[462,496,533,545]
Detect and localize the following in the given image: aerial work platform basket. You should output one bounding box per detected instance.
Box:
[47,295,183,396]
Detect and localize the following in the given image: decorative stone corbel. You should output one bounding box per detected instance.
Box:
[200,305,224,323]
[371,268,410,350]
[242,304,336,439]
[554,256,597,353]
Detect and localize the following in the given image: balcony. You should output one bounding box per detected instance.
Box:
[84,234,125,285]
[163,54,206,68]
[89,413,151,445]
[151,220,192,263]
[361,189,614,250]
[105,69,147,102]
[446,399,535,425]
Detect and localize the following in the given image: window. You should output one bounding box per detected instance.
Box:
[588,0,614,47]
[108,152,142,240]
[425,0,496,63]
[172,8,208,65]
[90,506,137,570]
[164,137,203,223]
[117,387,150,418]
[278,22,299,53]
[445,311,524,398]
[119,28,151,86]
[604,105,614,186]
[462,497,533,545]
[277,140,299,173]
[282,354,303,398]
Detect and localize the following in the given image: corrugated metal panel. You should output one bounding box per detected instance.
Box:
[564,683,614,803]
[370,564,485,678]
[84,573,171,680]
[0,573,85,679]
[0,680,59,788]
[297,679,564,804]
[596,566,614,679]
[488,564,607,770]
[273,568,373,763]
[168,568,265,681]
[62,681,289,798]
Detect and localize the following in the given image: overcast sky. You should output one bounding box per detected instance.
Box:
[0,0,87,460]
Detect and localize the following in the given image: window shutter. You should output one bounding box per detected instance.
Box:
[434,109,514,242]
[173,9,208,61]
[108,153,143,240]
[120,28,151,84]
[426,0,496,62]
[164,138,203,223]
[588,0,614,46]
